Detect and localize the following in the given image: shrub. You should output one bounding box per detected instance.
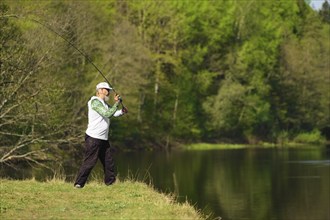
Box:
[293,130,326,144]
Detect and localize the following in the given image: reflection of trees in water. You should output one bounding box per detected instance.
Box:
[194,149,329,220]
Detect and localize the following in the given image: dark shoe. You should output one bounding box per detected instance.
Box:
[74,184,82,188]
[105,178,116,186]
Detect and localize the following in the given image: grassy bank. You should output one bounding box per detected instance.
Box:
[182,142,326,151]
[181,130,327,151]
[183,143,250,150]
[0,179,202,220]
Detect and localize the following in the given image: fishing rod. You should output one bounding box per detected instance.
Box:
[4,14,126,108]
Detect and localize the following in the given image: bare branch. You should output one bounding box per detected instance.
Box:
[0,126,73,163]
[0,119,15,128]
[0,104,20,119]
[0,50,50,111]
[25,156,52,171]
[0,131,33,137]
[2,149,46,161]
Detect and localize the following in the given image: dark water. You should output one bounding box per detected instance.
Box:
[1,146,330,220]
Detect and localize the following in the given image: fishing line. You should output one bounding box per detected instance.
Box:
[3,14,126,107]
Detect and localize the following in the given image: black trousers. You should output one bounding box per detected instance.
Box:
[74,134,116,187]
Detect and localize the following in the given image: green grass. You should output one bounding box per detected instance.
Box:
[0,179,202,220]
[183,142,280,150]
[183,143,250,150]
[293,130,326,145]
[182,141,326,151]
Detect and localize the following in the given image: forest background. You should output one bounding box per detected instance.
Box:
[1,0,329,164]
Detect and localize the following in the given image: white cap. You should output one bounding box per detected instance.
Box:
[96,82,112,91]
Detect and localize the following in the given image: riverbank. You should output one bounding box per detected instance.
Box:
[182,142,327,150]
[0,179,203,219]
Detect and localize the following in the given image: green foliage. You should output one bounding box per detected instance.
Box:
[204,79,246,132]
[184,143,249,150]
[293,130,326,144]
[276,131,290,145]
[1,0,329,158]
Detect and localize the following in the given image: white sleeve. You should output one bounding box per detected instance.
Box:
[113,109,124,117]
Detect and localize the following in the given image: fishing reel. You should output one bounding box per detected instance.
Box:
[118,95,127,113]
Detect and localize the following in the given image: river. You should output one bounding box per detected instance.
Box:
[1,146,330,220]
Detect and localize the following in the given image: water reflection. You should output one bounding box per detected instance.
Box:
[1,147,329,220]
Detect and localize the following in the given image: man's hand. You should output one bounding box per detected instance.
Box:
[122,107,128,114]
[114,94,121,102]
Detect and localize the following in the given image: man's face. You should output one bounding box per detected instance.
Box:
[100,88,110,97]
[103,88,110,96]
[98,88,110,101]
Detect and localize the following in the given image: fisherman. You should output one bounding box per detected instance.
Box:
[74,82,128,188]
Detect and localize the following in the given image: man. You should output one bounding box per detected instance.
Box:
[74,82,128,188]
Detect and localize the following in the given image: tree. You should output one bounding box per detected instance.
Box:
[277,11,330,134]
[0,1,112,164]
[1,0,328,153]
[319,0,330,23]
[0,3,67,165]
